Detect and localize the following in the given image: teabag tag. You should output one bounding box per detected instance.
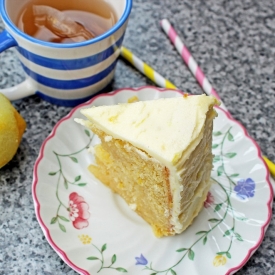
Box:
[33,5,95,41]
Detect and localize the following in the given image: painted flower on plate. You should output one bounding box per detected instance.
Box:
[204,192,214,208]
[78,234,92,245]
[234,178,255,200]
[135,254,148,265]
[213,255,227,267]
[68,192,90,229]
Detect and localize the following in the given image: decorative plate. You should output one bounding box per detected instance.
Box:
[32,87,273,275]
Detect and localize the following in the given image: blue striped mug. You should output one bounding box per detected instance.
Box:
[0,0,132,106]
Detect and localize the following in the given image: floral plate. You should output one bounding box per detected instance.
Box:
[32,87,273,275]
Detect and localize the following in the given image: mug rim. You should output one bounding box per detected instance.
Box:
[0,0,132,48]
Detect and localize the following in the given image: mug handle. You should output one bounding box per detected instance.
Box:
[0,30,36,100]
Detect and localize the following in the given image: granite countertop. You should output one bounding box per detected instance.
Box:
[1,0,275,274]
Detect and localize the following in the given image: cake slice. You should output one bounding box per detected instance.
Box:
[75,94,219,237]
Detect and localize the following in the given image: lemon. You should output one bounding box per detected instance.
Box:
[0,93,26,168]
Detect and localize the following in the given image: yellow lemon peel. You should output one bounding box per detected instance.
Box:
[0,93,26,168]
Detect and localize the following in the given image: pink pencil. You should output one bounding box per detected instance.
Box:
[160,19,226,110]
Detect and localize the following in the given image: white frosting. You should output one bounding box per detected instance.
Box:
[124,143,160,164]
[77,95,218,233]
[104,135,113,142]
[80,95,217,166]
[129,203,137,210]
[123,144,132,152]
[88,146,95,154]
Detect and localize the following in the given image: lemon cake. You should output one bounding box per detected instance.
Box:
[75,94,219,237]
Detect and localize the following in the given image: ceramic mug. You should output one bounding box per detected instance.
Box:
[0,0,132,106]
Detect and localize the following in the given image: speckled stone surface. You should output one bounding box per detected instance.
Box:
[0,0,275,274]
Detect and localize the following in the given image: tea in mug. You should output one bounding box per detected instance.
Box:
[16,0,117,43]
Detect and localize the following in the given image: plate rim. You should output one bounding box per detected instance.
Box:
[32,86,273,275]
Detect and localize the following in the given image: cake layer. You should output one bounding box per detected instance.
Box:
[89,127,173,237]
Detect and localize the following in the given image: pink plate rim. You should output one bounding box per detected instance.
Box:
[32,86,273,275]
